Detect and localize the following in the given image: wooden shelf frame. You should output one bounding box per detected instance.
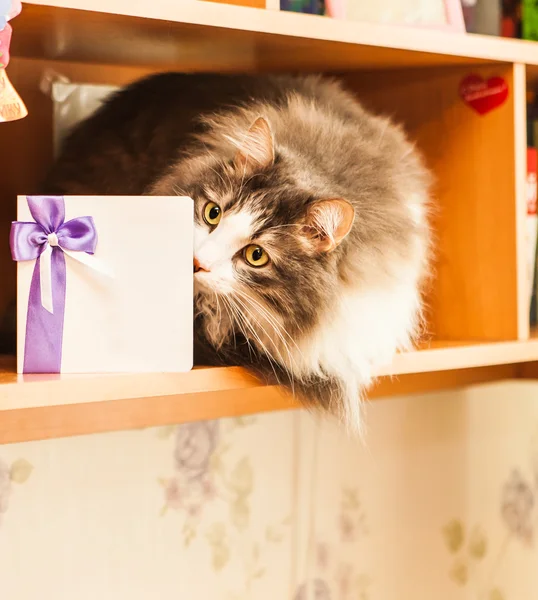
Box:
[3,337,538,444]
[12,1,538,74]
[6,338,538,412]
[2,1,538,443]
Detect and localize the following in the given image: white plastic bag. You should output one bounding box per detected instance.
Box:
[46,76,118,157]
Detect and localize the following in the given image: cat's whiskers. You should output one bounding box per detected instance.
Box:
[234,288,302,360]
[221,294,252,357]
[232,294,285,363]
[205,287,278,371]
[232,290,299,393]
[226,295,282,385]
[227,293,275,359]
[235,287,306,361]
[197,289,234,350]
[212,291,225,343]
[219,294,239,350]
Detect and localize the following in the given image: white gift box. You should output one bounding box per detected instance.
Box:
[13,195,193,374]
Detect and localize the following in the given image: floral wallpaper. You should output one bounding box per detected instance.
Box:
[440,418,538,600]
[1,380,538,600]
[0,456,33,524]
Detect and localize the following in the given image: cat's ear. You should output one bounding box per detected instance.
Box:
[304,198,355,253]
[233,117,274,172]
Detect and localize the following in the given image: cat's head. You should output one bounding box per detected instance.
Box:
[154,116,355,355]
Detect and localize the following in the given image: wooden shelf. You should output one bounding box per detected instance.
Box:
[2,338,538,444]
[12,1,538,73]
[3,2,538,444]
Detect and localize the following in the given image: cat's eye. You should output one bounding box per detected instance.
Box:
[203,202,222,227]
[244,245,269,268]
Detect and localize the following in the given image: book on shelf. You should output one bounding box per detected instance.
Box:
[497,0,538,40]
[280,0,325,14]
[531,237,538,328]
[460,0,538,39]
[502,0,522,37]
[462,0,501,35]
[522,0,538,40]
[528,147,538,327]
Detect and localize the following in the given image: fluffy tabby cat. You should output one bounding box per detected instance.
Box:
[45,73,431,428]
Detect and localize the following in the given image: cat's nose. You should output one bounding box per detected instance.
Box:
[193,257,209,273]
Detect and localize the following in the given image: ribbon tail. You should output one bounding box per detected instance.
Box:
[23,251,66,373]
[39,243,54,314]
[61,247,114,278]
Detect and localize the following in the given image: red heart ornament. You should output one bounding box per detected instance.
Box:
[459,74,509,115]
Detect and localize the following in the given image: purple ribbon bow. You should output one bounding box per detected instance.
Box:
[10,196,97,373]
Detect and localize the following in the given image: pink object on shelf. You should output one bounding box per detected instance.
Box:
[0,22,11,68]
[444,0,466,32]
[526,148,537,304]
[325,0,345,19]
[399,0,466,32]
[344,0,465,33]
[0,0,27,123]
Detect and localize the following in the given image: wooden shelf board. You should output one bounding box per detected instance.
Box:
[3,337,538,410]
[0,359,264,411]
[2,337,538,444]
[379,337,538,376]
[12,1,538,71]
